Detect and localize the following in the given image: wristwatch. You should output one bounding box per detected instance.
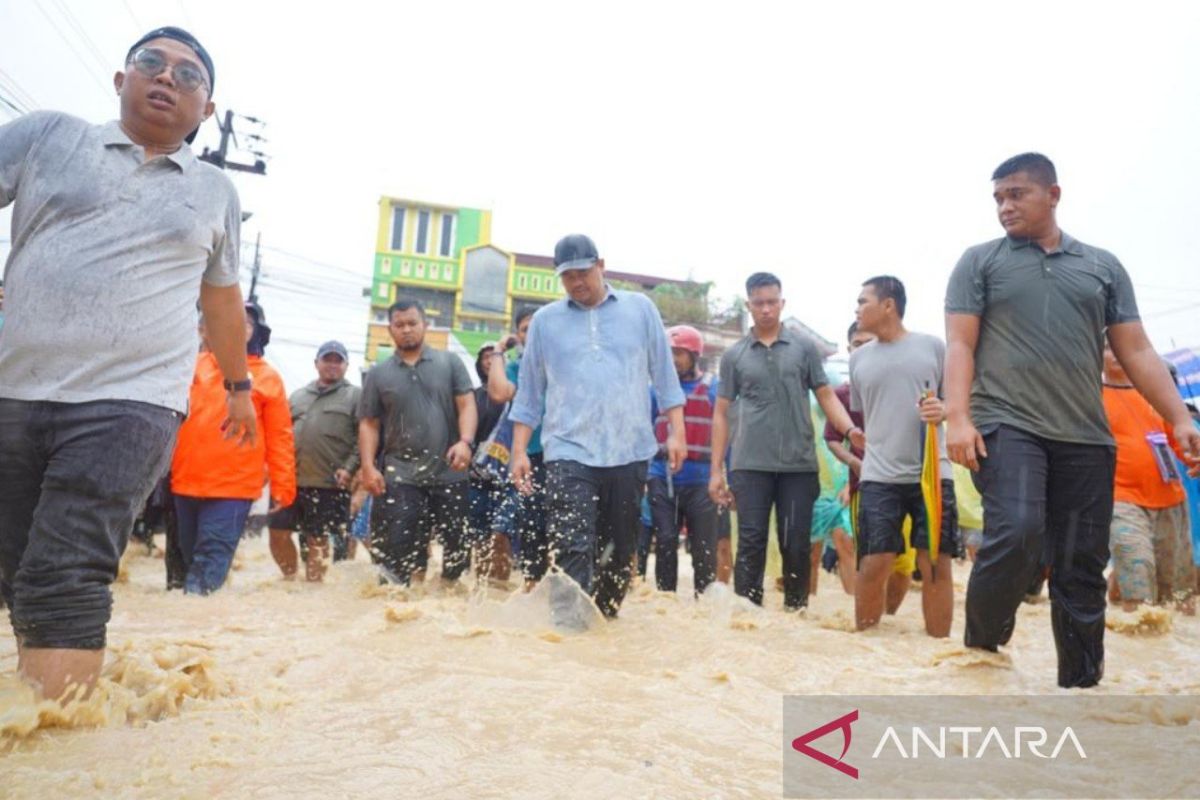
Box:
[224,377,253,393]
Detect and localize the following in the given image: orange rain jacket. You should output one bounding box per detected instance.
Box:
[171,351,297,505]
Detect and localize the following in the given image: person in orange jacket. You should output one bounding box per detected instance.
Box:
[171,303,296,594]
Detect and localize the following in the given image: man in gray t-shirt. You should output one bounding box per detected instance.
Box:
[359,299,477,586]
[945,152,1200,689]
[849,276,957,638]
[0,27,255,702]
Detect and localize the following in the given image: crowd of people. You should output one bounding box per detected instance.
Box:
[1,26,1198,704]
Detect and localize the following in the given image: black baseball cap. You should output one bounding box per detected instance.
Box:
[553,234,600,276]
[126,26,214,144]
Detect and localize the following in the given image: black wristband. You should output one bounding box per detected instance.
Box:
[224,377,252,393]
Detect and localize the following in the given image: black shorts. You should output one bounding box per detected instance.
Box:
[268,487,351,539]
[856,479,959,557]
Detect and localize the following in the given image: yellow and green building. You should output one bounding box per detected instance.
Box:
[366,197,567,363]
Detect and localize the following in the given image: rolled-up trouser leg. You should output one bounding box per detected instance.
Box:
[546,461,600,593]
[965,425,1048,651]
[1046,438,1114,689]
[592,462,647,617]
[2,400,178,649]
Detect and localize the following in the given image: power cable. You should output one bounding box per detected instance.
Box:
[48,0,112,78]
[29,0,112,95]
[0,67,40,110]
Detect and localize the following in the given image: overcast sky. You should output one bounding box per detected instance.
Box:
[2,0,1198,392]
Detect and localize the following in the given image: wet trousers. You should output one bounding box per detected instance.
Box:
[647,479,719,594]
[965,424,1115,688]
[729,470,819,609]
[546,460,647,617]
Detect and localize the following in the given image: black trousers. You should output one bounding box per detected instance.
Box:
[729,470,819,609]
[965,424,1115,688]
[647,479,719,594]
[517,454,551,583]
[371,480,469,584]
[546,460,646,617]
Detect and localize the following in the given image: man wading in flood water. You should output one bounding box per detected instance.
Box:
[0,27,254,701]
[945,152,1200,688]
[509,234,686,624]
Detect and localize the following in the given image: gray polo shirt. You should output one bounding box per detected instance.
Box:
[359,347,473,486]
[718,327,829,472]
[945,233,1140,446]
[849,331,952,483]
[0,111,241,413]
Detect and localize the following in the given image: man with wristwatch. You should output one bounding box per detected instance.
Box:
[359,298,477,586]
[709,272,864,611]
[0,27,256,701]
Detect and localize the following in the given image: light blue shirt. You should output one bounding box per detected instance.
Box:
[511,286,685,468]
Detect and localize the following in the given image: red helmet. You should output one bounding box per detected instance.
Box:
[667,325,703,356]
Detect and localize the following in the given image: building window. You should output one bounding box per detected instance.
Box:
[416,262,426,278]
[415,209,431,254]
[400,260,411,276]
[461,247,510,316]
[430,263,440,280]
[380,257,392,275]
[444,265,454,282]
[390,207,406,251]
[393,286,456,325]
[372,309,388,324]
[517,273,527,290]
[439,213,455,257]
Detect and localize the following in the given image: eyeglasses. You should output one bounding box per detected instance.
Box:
[129,48,209,94]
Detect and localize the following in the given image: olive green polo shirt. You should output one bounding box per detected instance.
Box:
[945,232,1141,446]
[290,379,362,489]
[718,327,828,472]
[359,348,473,485]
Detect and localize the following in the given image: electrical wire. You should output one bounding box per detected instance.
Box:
[0,68,39,111]
[48,0,112,78]
[30,0,112,96]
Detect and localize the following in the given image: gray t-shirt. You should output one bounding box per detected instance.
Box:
[945,233,1140,446]
[718,327,829,472]
[849,332,951,484]
[359,347,473,486]
[0,112,241,413]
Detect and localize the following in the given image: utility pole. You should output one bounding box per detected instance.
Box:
[248,232,262,303]
[199,109,267,175]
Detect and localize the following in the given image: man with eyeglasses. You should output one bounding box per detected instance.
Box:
[709,272,864,611]
[0,27,253,702]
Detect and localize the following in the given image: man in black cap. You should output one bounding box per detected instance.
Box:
[0,27,252,701]
[269,340,363,581]
[509,234,686,621]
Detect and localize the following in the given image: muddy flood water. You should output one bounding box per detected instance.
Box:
[2,535,1198,799]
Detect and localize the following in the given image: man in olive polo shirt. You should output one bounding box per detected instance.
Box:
[269,340,361,581]
[945,152,1200,688]
[709,272,863,610]
[359,299,477,586]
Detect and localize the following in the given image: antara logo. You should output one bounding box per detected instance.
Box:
[791,709,860,779]
[791,709,1089,779]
